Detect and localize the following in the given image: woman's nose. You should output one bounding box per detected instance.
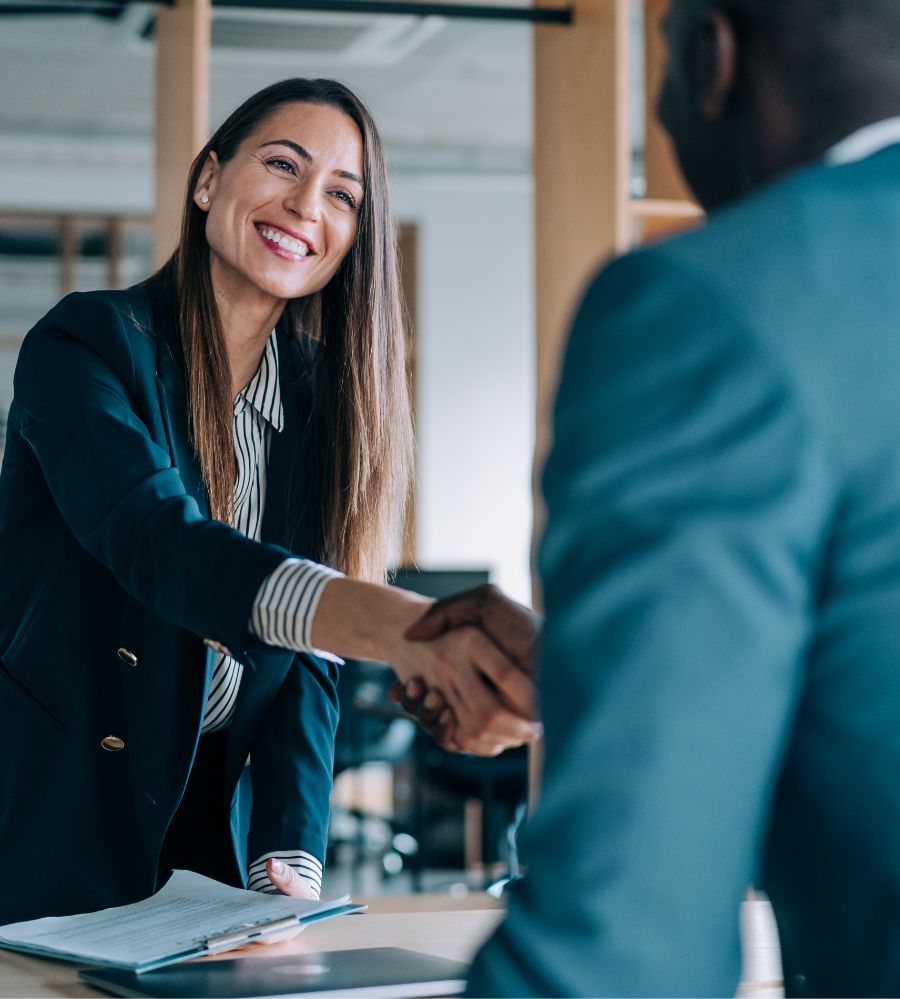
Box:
[286,180,322,223]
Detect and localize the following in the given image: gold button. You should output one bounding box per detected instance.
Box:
[117,648,138,667]
[100,735,125,752]
[203,638,232,657]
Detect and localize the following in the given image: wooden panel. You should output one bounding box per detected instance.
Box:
[152,0,211,269]
[643,0,694,202]
[398,223,419,567]
[531,0,631,811]
[629,195,704,244]
[533,0,631,613]
[533,0,631,478]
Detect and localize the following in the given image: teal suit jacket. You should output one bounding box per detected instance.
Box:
[468,143,900,997]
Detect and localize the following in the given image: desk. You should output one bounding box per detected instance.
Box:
[0,894,504,999]
[0,892,783,998]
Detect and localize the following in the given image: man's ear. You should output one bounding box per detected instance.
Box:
[193,150,220,210]
[693,8,738,121]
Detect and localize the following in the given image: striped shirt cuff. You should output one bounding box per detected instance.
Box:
[247,850,323,898]
[251,558,343,662]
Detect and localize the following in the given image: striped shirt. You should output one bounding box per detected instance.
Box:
[200,332,341,898]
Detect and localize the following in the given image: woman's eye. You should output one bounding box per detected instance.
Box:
[266,157,296,175]
[331,190,358,211]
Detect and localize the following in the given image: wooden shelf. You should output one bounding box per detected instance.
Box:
[629,198,703,220]
[629,197,704,244]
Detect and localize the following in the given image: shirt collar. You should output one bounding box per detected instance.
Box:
[826,116,900,166]
[234,331,284,432]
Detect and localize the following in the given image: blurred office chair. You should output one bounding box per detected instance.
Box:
[413,738,528,889]
[328,658,419,889]
[389,567,529,889]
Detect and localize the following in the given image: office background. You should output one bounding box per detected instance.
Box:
[0,6,570,602]
[0,0,706,894]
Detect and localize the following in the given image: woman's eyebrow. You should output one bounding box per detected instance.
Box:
[336,168,365,188]
[260,139,364,188]
[261,138,312,162]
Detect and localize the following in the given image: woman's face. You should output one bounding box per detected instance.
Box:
[196,101,365,313]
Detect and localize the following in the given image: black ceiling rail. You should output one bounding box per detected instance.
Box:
[1,0,572,21]
[0,2,132,12]
[213,0,572,21]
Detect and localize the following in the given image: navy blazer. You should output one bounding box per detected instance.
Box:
[468,142,900,997]
[0,271,339,924]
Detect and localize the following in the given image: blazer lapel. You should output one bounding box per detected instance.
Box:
[147,271,212,521]
[260,325,325,557]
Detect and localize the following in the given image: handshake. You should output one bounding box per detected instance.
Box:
[389,584,543,757]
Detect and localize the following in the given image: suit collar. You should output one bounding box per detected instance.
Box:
[826,116,900,166]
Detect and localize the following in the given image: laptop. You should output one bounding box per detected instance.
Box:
[79,946,468,998]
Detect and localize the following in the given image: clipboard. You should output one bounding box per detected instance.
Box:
[202,904,365,956]
[0,871,365,973]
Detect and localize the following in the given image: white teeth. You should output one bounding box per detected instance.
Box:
[259,226,310,257]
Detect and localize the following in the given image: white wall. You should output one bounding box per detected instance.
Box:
[393,173,534,602]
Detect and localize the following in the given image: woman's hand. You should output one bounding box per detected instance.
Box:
[394,623,538,755]
[265,857,319,900]
[388,676,460,750]
[310,578,541,755]
[212,859,313,955]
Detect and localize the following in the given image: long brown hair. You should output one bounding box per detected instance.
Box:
[167,78,412,581]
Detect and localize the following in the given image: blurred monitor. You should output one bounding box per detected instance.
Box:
[389,567,489,601]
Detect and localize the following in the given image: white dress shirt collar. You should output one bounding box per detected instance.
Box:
[826,116,900,166]
[233,331,284,432]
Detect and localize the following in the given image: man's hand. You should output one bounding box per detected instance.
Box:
[311,578,541,755]
[393,586,543,752]
[403,584,541,674]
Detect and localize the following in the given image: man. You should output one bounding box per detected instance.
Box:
[413,1,900,994]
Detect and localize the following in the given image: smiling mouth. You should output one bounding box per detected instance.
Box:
[255,224,313,260]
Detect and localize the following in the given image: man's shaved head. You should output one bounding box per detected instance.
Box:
[692,0,900,82]
[697,0,900,27]
[658,0,900,210]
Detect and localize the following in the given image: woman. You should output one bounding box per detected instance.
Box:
[0,79,538,924]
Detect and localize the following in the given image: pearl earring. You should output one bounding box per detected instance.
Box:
[199,194,209,204]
